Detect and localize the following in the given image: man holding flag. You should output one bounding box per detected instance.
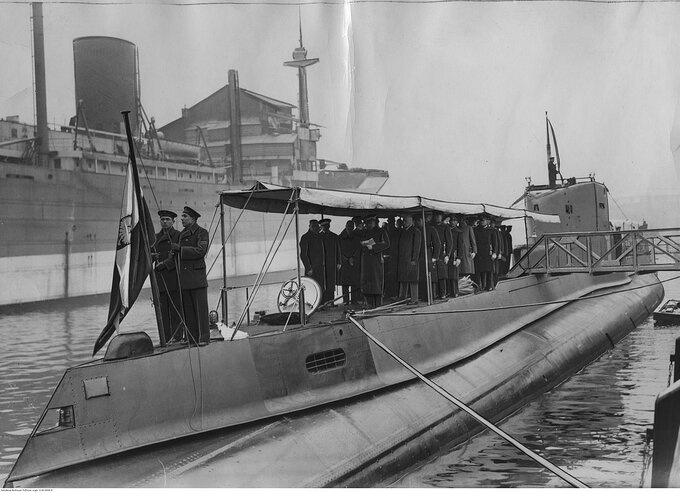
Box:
[171,206,210,347]
[152,210,183,344]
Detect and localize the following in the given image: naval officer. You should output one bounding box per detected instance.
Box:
[300,219,326,299]
[359,215,390,308]
[171,206,210,346]
[152,210,183,343]
[319,218,341,304]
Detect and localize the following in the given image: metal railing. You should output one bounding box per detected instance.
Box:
[508,228,680,277]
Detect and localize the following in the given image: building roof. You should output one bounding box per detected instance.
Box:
[241,88,295,109]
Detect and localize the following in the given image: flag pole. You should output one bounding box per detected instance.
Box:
[121,110,166,347]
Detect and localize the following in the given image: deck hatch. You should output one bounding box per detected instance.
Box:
[83,376,110,399]
[305,348,346,373]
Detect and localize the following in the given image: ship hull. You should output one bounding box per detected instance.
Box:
[7,271,663,486]
[2,160,386,306]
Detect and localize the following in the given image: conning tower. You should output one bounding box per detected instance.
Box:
[520,114,611,244]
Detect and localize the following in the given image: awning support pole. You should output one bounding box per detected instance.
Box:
[421,207,432,305]
[220,199,228,323]
[294,198,306,325]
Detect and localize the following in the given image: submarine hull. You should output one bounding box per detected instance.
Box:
[9,272,662,487]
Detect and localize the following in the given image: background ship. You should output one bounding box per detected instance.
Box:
[0,6,388,307]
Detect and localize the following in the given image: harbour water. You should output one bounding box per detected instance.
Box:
[1,274,679,486]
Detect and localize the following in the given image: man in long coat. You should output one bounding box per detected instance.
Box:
[359,215,390,308]
[171,206,210,346]
[152,210,182,343]
[433,212,453,298]
[383,217,401,301]
[397,214,421,303]
[459,217,478,285]
[339,220,361,305]
[474,216,497,291]
[300,219,326,297]
[446,214,464,298]
[415,214,441,302]
[502,225,514,275]
[319,218,341,304]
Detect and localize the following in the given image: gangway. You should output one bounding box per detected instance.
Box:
[507,228,680,278]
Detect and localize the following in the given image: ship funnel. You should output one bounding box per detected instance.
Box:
[73,36,139,135]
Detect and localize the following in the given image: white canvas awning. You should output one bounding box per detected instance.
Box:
[218,182,561,223]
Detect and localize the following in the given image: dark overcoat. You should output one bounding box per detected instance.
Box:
[339,228,361,286]
[474,226,496,273]
[300,230,325,289]
[360,227,390,295]
[320,230,341,299]
[418,224,441,283]
[397,225,421,282]
[434,223,453,280]
[493,227,503,275]
[384,226,402,298]
[502,229,513,274]
[458,223,477,275]
[447,225,464,278]
[178,222,209,290]
[152,227,180,292]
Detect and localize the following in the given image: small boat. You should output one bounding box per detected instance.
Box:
[653,299,680,325]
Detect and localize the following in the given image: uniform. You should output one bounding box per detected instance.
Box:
[383,223,402,300]
[474,222,496,291]
[319,221,341,304]
[299,225,326,298]
[417,222,441,302]
[396,222,421,302]
[152,226,182,342]
[177,210,210,346]
[447,221,464,298]
[339,226,361,305]
[458,221,477,277]
[360,219,390,307]
[434,220,453,298]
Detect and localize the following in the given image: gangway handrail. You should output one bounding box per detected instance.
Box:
[507,227,680,278]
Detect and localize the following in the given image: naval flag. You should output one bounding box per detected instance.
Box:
[93,157,155,356]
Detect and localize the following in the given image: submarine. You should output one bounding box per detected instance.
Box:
[6,118,677,487]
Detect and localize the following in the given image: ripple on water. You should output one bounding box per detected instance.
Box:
[4,429,32,436]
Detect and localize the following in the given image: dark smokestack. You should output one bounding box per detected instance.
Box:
[228,69,242,184]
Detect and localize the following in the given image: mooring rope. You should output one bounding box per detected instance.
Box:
[346,314,588,488]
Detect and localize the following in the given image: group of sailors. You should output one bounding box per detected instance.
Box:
[299,212,514,309]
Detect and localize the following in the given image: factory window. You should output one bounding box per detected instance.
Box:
[53,159,61,169]
[11,128,18,138]
[101,162,107,170]
[305,348,346,374]
[565,204,573,214]
[189,174,192,179]
[533,204,540,211]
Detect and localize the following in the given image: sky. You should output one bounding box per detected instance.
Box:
[1,0,680,213]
